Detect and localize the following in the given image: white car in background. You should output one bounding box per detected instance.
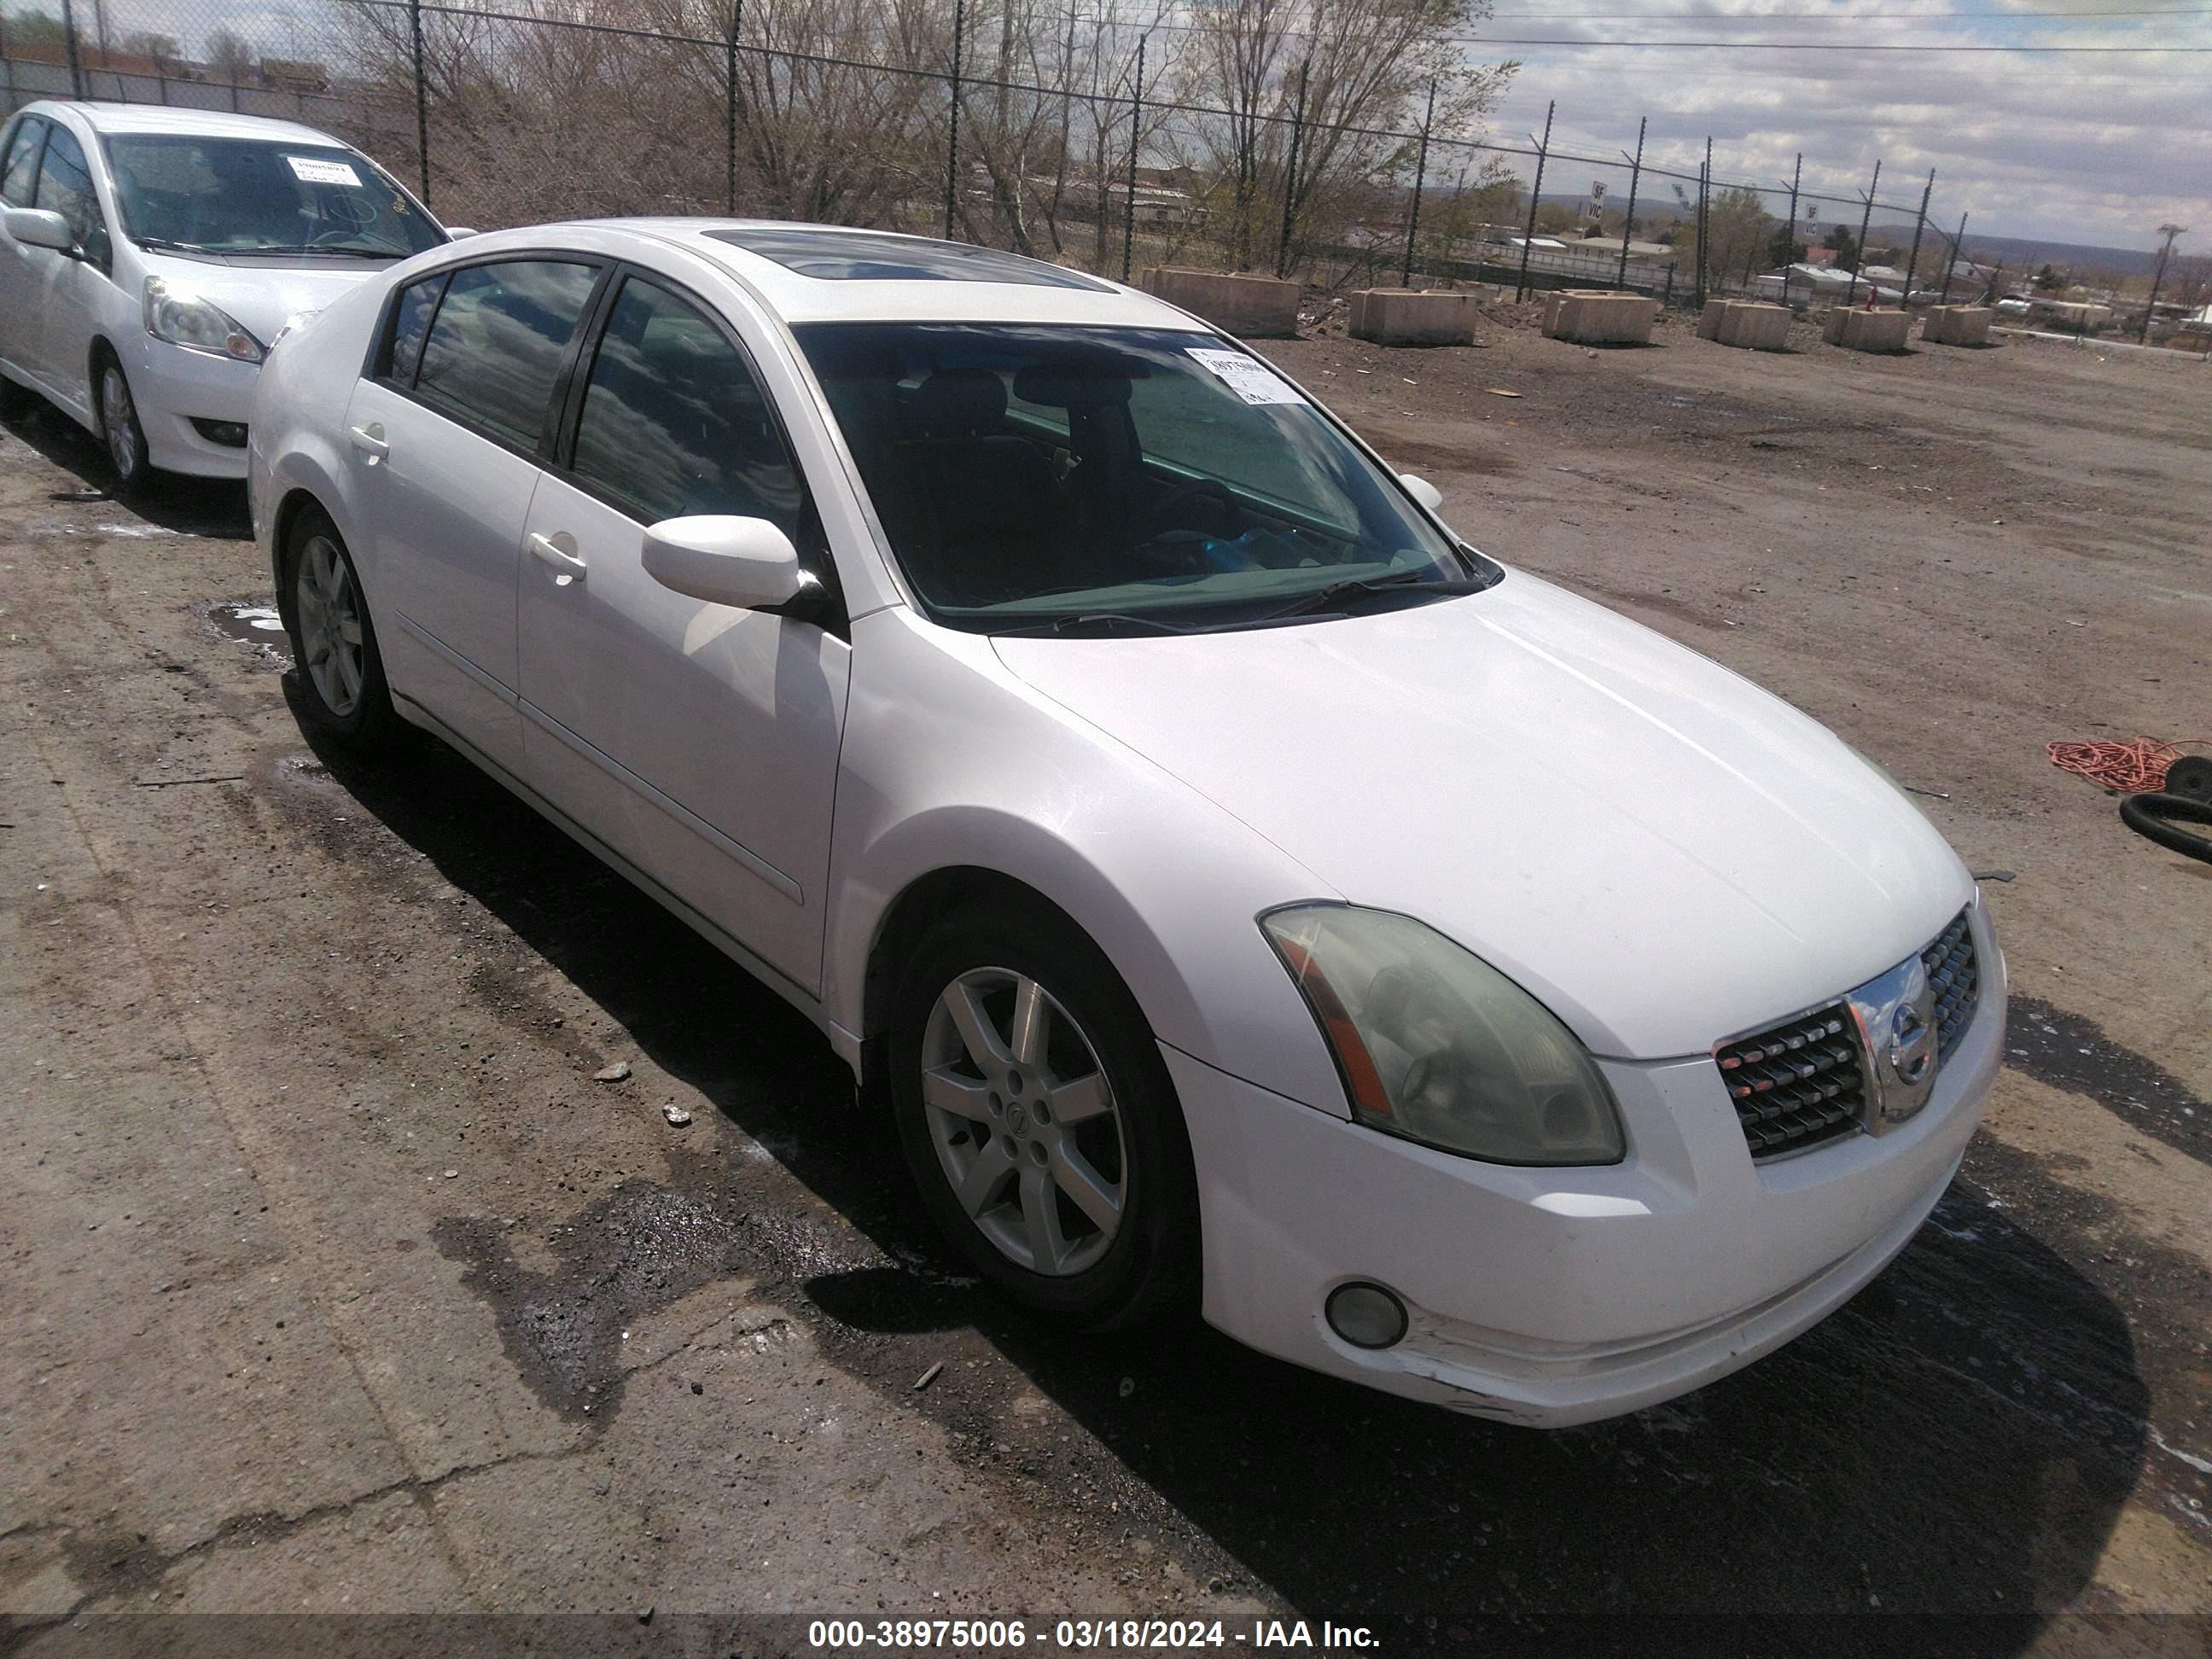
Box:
[0,101,448,498]
[248,219,2004,1427]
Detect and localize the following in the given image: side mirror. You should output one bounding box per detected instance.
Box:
[1400,472,1444,514]
[5,207,79,256]
[642,515,811,613]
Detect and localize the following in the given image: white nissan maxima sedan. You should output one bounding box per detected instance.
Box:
[248,220,2003,1426]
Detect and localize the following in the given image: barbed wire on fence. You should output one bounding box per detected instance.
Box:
[1,0,1992,309]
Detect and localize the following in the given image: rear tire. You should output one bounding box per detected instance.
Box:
[95,352,154,504]
[280,505,401,752]
[888,904,1199,1330]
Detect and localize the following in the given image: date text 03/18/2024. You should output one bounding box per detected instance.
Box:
[805,1619,1381,1650]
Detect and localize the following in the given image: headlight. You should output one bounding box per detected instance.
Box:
[143,278,265,363]
[1261,905,1625,1166]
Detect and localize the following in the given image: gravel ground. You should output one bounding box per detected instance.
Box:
[1,307,2208,1656]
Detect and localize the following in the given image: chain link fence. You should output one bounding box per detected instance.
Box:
[2,0,1994,311]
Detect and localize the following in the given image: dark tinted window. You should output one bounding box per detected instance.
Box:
[415,259,598,451]
[709,226,1110,290]
[383,272,445,386]
[34,125,108,267]
[570,278,805,532]
[0,116,44,207]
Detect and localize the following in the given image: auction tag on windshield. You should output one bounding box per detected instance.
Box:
[1187,347,1303,407]
[286,154,362,188]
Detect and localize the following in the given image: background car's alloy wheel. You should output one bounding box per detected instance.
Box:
[890,907,1197,1330]
[920,966,1128,1278]
[97,358,151,501]
[280,507,400,750]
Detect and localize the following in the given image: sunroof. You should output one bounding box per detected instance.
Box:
[709,227,1112,291]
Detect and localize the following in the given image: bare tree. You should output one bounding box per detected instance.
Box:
[1173,0,1516,274]
[206,26,256,84]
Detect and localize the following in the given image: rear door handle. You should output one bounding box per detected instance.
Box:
[347,422,388,460]
[528,530,586,580]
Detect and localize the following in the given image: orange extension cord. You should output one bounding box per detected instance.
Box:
[2046,736,2209,795]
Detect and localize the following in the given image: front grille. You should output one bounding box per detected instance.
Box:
[1920,909,1980,1065]
[1715,1007,1867,1158]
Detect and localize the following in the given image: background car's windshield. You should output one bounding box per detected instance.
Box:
[102,135,442,257]
[797,323,1481,631]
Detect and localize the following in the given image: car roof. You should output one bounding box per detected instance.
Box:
[582,218,1194,329]
[32,101,347,148]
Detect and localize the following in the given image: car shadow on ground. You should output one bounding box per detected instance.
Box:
[1,398,253,540]
[291,696,2148,1647]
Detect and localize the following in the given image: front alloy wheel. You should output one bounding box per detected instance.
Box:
[98,361,152,500]
[890,908,1198,1330]
[921,967,1128,1278]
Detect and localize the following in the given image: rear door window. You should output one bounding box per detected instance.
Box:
[0,116,45,207]
[413,259,600,451]
[566,276,806,533]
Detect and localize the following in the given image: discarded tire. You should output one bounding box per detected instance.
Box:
[2119,792,2212,864]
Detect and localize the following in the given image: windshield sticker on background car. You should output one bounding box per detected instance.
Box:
[286,154,362,188]
[1186,347,1303,407]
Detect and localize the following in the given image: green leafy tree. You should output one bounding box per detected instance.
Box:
[1829,223,1860,272]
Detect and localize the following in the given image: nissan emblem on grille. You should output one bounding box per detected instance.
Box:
[1714,906,1979,1159]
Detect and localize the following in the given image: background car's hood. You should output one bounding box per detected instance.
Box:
[991,572,1972,1060]
[137,253,384,348]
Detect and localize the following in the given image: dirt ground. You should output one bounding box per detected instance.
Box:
[2,305,2209,1656]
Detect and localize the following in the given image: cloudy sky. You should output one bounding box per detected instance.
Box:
[1466,1,2208,251]
[46,0,2206,253]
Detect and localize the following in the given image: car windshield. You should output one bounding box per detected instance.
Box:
[100,134,443,258]
[795,323,1492,632]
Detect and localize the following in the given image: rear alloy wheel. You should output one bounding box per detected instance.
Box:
[282,509,399,750]
[96,358,153,503]
[890,910,1197,1329]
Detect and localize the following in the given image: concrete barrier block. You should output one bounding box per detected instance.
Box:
[1141,268,1301,337]
[1348,288,1477,346]
[1922,306,1992,346]
[1543,289,1657,345]
[1718,302,1792,350]
[1697,299,1729,340]
[1822,307,1912,352]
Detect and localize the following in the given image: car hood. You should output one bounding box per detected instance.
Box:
[137,253,389,347]
[990,572,1972,1060]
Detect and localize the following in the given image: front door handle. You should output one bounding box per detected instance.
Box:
[347,422,388,461]
[528,530,587,580]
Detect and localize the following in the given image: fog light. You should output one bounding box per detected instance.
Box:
[190,418,249,448]
[1324,1282,1408,1350]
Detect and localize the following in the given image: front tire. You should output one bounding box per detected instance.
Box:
[889,905,1199,1330]
[96,353,154,504]
[280,506,400,751]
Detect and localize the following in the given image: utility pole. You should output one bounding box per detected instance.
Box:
[2140,223,2186,343]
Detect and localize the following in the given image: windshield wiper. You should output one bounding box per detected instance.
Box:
[1243,570,1493,626]
[131,236,218,254]
[992,611,1195,637]
[247,244,406,259]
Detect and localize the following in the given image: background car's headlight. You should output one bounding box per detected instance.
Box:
[1261,905,1625,1166]
[143,278,264,363]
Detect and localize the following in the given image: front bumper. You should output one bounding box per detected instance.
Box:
[123,335,258,480]
[1170,916,2004,1428]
